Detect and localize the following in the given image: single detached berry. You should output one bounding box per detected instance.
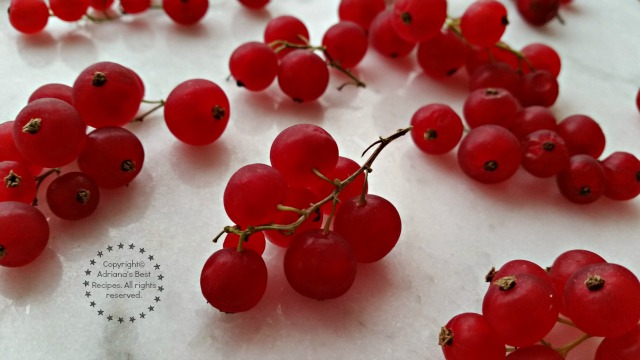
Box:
[46,172,100,221]
[410,104,464,155]
[439,312,505,360]
[8,0,50,34]
[0,201,49,267]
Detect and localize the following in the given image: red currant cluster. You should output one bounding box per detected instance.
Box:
[200,124,406,313]
[0,60,230,268]
[229,14,368,102]
[7,0,227,34]
[514,0,572,26]
[440,249,640,359]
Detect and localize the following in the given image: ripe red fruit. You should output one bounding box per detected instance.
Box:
[0,121,42,176]
[600,151,640,201]
[200,248,268,313]
[516,0,560,26]
[333,194,402,263]
[162,0,209,25]
[391,0,448,43]
[46,172,100,221]
[417,30,467,79]
[521,43,562,78]
[410,104,464,155]
[556,154,605,204]
[0,201,49,267]
[595,324,640,360]
[49,0,90,21]
[222,232,266,256]
[264,186,323,248]
[163,79,230,145]
[283,229,357,300]
[0,161,36,204]
[28,83,74,105]
[439,312,505,360]
[556,114,606,158]
[277,50,329,103]
[322,21,368,69]
[521,130,570,178]
[460,0,509,47]
[8,0,49,34]
[263,15,310,59]
[509,106,557,141]
[237,0,269,9]
[338,0,386,32]
[229,42,278,91]
[369,10,416,58]
[518,70,559,107]
[120,0,151,14]
[463,88,520,129]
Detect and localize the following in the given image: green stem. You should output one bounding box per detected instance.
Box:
[133,99,165,122]
[555,333,592,357]
[32,168,61,206]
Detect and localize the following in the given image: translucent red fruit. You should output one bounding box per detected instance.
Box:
[28,83,74,105]
[277,50,329,103]
[338,0,386,32]
[556,154,605,204]
[410,104,463,155]
[516,0,560,26]
[222,232,266,256]
[283,229,357,300]
[417,30,467,79]
[13,98,86,168]
[506,345,563,359]
[595,324,640,360]
[518,70,559,108]
[229,42,278,91]
[439,312,505,360]
[49,0,90,21]
[460,0,509,47]
[369,10,416,58]
[483,274,559,347]
[8,0,49,34]
[322,21,368,69]
[0,161,36,204]
[264,186,323,248]
[77,127,145,189]
[556,114,606,158]
[548,249,607,315]
[0,201,49,268]
[200,248,267,313]
[457,125,522,184]
[463,87,520,129]
[164,79,230,145]
[489,259,553,289]
[162,0,209,25]
[269,124,339,188]
[563,262,640,337]
[469,62,521,97]
[120,0,151,14]
[46,172,100,221]
[333,194,401,263]
[391,0,448,43]
[601,152,640,201]
[263,15,310,59]
[0,121,42,176]
[237,0,269,9]
[223,163,287,226]
[509,106,557,141]
[521,130,570,178]
[72,61,143,128]
[521,43,561,78]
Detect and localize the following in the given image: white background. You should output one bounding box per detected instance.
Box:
[0,0,639,359]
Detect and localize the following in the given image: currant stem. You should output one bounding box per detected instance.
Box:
[221,126,413,247]
[556,316,578,328]
[555,333,592,357]
[133,99,166,122]
[32,168,61,206]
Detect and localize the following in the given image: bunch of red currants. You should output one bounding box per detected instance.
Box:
[200,124,405,313]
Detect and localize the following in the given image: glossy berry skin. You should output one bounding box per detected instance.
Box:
[490,259,553,289]
[46,172,100,221]
[8,0,49,34]
[120,0,151,14]
[506,345,563,359]
[460,0,509,47]
[521,43,561,78]
[509,106,557,141]
[338,0,386,32]
[28,83,74,105]
[601,152,640,201]
[516,0,560,26]
[322,21,368,69]
[269,124,339,188]
[0,121,42,176]
[548,249,606,316]
[556,154,605,204]
[284,229,356,300]
[162,0,208,25]
[77,127,145,189]
[0,161,36,204]
[595,324,640,360]
[237,0,269,9]
[483,274,559,347]
[439,312,505,360]
[164,79,230,145]
[556,114,606,158]
[369,10,416,58]
[89,0,114,10]
[410,104,463,155]
[222,232,266,256]
[521,130,570,178]
[417,30,467,79]
[223,163,287,226]
[264,16,310,59]
[0,201,49,268]
[50,0,90,21]
[333,194,401,263]
[277,50,329,103]
[264,186,323,248]
[564,262,640,337]
[13,98,86,168]
[200,248,268,313]
[457,125,522,184]
[518,70,559,108]
[469,62,521,98]
[391,0,447,43]
[229,42,278,91]
[72,61,143,128]
[463,88,519,129]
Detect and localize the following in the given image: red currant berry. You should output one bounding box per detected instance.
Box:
[521,43,561,78]
[0,201,49,268]
[264,15,310,59]
[521,130,570,178]
[222,232,266,256]
[417,30,467,79]
[8,0,49,34]
[120,0,151,14]
[229,42,278,91]
[369,10,416,58]
[237,0,269,9]
[49,0,90,21]
[518,70,559,107]
[460,0,509,48]
[564,262,640,337]
[595,324,640,360]
[277,50,329,103]
[488,259,553,289]
[284,229,356,300]
[391,0,448,43]
[264,186,323,248]
[338,0,386,32]
[0,161,36,204]
[516,0,560,26]
[556,114,606,158]
[509,106,557,141]
[322,21,368,69]
[457,125,522,184]
[200,248,267,313]
[311,156,367,215]
[28,83,74,105]
[463,88,520,129]
[410,104,464,155]
[46,172,100,221]
[439,312,505,360]
[601,152,640,201]
[164,79,230,145]
[0,121,42,176]
[556,154,605,204]
[469,62,521,99]
[89,0,114,10]
[162,0,208,25]
[77,127,145,189]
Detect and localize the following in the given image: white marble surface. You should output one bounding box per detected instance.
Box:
[0,0,639,359]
